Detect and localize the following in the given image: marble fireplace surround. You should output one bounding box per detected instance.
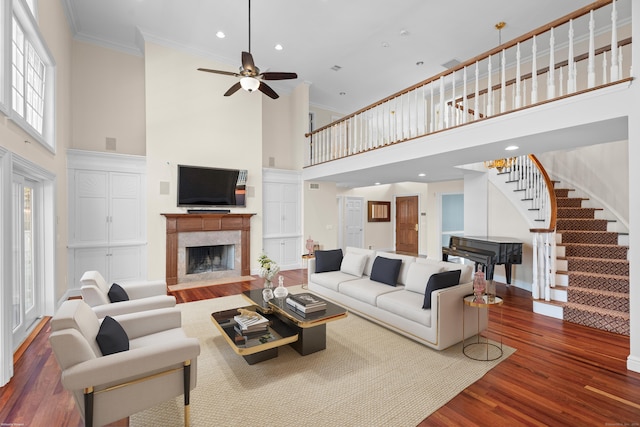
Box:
[162,213,255,286]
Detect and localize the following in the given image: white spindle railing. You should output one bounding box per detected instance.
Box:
[305,0,631,167]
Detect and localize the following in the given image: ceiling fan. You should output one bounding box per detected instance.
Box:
[197,0,297,99]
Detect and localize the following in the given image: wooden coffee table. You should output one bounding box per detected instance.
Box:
[242,289,348,356]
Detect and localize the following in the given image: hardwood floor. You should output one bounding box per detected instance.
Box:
[1,270,638,426]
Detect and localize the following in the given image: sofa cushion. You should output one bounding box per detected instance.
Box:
[375,252,416,285]
[377,290,432,326]
[422,270,461,309]
[439,262,474,284]
[314,249,343,273]
[340,278,404,305]
[370,256,402,286]
[345,247,376,276]
[96,316,129,356]
[405,263,444,294]
[310,270,361,292]
[340,252,368,277]
[108,283,129,303]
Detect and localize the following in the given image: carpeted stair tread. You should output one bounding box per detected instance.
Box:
[556,207,601,219]
[566,256,629,276]
[559,243,628,260]
[558,230,619,245]
[566,287,629,312]
[556,197,589,207]
[568,271,629,293]
[554,189,574,197]
[556,218,609,231]
[563,302,629,335]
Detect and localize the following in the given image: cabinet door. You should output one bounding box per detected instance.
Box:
[261,238,282,265]
[110,173,143,243]
[263,183,283,236]
[72,247,109,289]
[109,246,144,282]
[73,170,109,244]
[281,183,300,235]
[281,237,301,269]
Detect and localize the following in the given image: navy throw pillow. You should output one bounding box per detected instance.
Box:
[108,283,129,303]
[422,270,461,309]
[315,249,343,273]
[370,256,402,286]
[96,316,129,356]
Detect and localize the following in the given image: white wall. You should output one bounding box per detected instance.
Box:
[143,42,264,280]
[303,181,339,251]
[70,41,146,155]
[538,140,629,229]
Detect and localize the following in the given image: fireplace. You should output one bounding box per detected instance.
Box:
[186,244,235,275]
[162,213,254,286]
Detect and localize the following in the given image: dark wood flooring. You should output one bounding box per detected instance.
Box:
[1,269,638,426]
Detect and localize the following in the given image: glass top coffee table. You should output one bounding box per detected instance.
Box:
[242,289,348,357]
[211,306,298,365]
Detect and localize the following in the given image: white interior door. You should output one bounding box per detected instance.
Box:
[11,175,42,350]
[344,197,364,249]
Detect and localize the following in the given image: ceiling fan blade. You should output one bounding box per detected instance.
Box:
[242,51,257,74]
[260,72,298,81]
[224,82,242,97]
[258,81,279,99]
[197,68,239,77]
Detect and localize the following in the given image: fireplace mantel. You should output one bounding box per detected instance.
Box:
[162,213,255,286]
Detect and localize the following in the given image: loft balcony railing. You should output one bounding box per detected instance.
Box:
[304,0,632,167]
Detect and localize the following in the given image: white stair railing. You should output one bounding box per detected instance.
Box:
[305,0,631,167]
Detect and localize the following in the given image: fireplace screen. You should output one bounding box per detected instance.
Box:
[186,244,235,274]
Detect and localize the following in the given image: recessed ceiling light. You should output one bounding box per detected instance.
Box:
[418,173,426,177]
[400,29,409,36]
[274,44,283,51]
[381,42,389,48]
[375,182,381,185]
[505,145,519,151]
[216,31,225,39]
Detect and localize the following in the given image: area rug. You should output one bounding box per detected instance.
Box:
[131,286,515,427]
[167,275,255,292]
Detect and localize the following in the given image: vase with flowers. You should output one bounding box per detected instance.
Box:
[258,253,280,290]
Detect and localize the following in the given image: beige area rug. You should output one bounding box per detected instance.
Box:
[131,286,515,427]
[168,275,255,292]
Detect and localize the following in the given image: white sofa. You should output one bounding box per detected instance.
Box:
[308,247,488,350]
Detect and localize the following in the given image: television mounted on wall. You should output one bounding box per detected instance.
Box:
[177,165,247,207]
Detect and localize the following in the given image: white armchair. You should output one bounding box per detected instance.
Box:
[80,270,176,318]
[49,299,200,427]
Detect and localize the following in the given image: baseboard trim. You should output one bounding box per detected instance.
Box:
[627,355,640,373]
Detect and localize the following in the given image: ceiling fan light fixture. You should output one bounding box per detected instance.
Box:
[240,76,260,92]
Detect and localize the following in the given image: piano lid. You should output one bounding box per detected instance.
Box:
[460,236,523,244]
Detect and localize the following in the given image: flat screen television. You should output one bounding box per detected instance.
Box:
[177,165,247,207]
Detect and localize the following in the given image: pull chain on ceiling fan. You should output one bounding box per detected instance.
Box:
[197,0,297,99]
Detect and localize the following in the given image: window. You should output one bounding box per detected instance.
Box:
[7,0,55,152]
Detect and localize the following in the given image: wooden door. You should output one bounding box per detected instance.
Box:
[395,195,419,254]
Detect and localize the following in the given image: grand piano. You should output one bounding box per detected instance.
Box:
[442,236,523,284]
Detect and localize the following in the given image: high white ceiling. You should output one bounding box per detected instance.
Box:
[61,0,596,114]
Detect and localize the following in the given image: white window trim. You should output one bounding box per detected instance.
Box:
[0,0,10,116]
[8,0,56,153]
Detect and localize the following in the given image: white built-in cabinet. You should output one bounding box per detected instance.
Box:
[67,150,147,292]
[262,169,302,270]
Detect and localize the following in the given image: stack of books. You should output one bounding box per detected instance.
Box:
[233,311,269,335]
[286,293,327,314]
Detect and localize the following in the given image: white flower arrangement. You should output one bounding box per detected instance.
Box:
[258,253,280,282]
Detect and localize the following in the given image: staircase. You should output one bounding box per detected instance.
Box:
[554,187,630,335]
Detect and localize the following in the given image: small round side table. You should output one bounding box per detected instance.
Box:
[462,294,503,361]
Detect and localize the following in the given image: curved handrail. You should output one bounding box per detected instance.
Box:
[528,154,557,233]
